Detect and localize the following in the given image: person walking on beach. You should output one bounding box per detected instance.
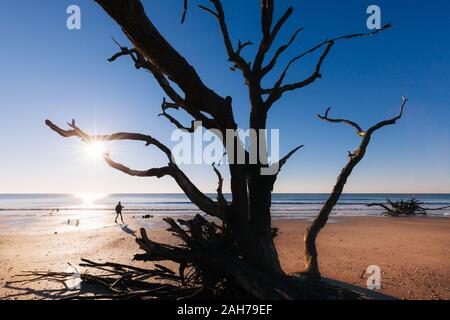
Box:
[115,201,124,224]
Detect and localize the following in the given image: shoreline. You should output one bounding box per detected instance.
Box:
[0,216,449,299]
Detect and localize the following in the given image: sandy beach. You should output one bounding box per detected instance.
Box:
[0,213,449,300]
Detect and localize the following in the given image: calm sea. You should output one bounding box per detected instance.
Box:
[0,193,449,218]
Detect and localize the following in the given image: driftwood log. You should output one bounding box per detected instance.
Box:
[368,197,450,216]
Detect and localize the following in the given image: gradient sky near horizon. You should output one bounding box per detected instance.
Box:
[0,0,449,194]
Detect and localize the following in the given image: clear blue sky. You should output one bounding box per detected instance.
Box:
[0,0,449,194]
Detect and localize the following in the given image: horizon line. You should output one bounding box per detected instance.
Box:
[1,192,450,195]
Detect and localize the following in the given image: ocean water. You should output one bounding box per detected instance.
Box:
[0,193,449,218]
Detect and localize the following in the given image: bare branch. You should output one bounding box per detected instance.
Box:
[45,119,172,157]
[236,40,253,56]
[172,166,227,219]
[160,97,182,111]
[264,41,334,107]
[106,151,226,219]
[277,145,304,172]
[268,6,293,47]
[367,96,408,134]
[96,0,233,125]
[304,97,407,275]
[181,0,188,24]
[261,0,274,41]
[107,47,138,64]
[107,39,187,109]
[347,150,356,159]
[198,4,218,18]
[212,163,228,208]
[159,98,218,131]
[107,39,222,132]
[104,152,173,178]
[46,119,226,219]
[107,37,141,66]
[317,96,408,137]
[264,24,392,107]
[254,5,294,72]
[317,107,365,136]
[205,0,251,75]
[366,202,394,213]
[266,145,303,190]
[261,27,304,76]
[159,110,197,133]
[283,23,392,76]
[136,228,192,263]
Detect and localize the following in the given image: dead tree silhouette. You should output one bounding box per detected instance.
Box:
[44,0,407,299]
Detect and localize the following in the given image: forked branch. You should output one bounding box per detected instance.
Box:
[212,163,228,208]
[201,0,251,75]
[317,107,365,136]
[107,39,223,133]
[45,119,172,157]
[104,152,173,178]
[45,120,226,219]
[366,96,407,134]
[261,27,304,76]
[266,145,304,190]
[264,24,392,108]
[96,0,234,129]
[254,2,294,72]
[304,97,408,277]
[317,96,408,137]
[108,39,186,109]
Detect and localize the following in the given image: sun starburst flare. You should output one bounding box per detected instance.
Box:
[85,141,107,160]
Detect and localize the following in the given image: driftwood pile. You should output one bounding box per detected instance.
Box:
[367,197,450,216]
[11,215,364,300]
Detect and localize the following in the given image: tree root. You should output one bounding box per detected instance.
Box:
[9,215,367,300]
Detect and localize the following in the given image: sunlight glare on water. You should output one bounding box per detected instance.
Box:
[76,193,108,208]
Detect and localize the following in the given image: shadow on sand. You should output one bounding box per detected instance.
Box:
[323,277,397,300]
[3,276,397,300]
[120,224,136,236]
[3,279,111,300]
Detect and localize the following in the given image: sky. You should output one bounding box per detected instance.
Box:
[0,0,449,194]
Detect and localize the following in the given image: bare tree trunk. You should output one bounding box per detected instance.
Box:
[246,89,283,277]
[304,159,361,277]
[304,99,407,277]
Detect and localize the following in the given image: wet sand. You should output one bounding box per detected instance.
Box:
[0,213,449,299]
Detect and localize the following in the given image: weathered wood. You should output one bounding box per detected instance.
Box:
[304,97,408,277]
[367,197,450,216]
[42,0,403,299]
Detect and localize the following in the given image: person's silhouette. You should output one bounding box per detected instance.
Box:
[115,201,124,224]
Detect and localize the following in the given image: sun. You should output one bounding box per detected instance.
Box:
[86,141,106,159]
